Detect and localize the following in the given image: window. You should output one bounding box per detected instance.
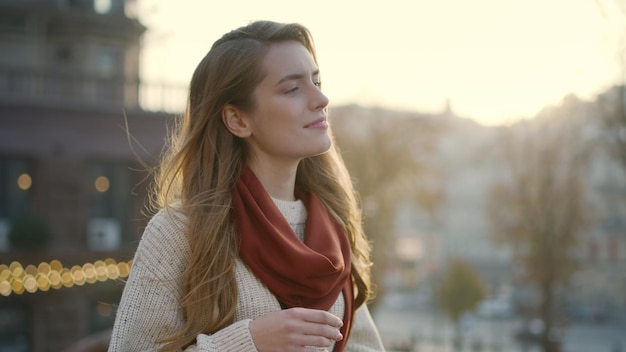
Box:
[0,304,30,351]
[0,156,34,220]
[96,47,120,78]
[89,288,119,333]
[0,13,26,34]
[56,46,73,65]
[94,0,112,14]
[87,161,134,250]
[95,47,123,103]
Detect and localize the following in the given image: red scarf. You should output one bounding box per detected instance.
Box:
[233,165,354,351]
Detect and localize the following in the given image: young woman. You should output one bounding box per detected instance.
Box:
[108,20,385,352]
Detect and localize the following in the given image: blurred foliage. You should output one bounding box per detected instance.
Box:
[436,258,486,323]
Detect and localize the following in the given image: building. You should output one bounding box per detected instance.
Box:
[570,90,626,315]
[0,1,177,350]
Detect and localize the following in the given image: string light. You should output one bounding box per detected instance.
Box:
[0,258,133,297]
[71,265,86,286]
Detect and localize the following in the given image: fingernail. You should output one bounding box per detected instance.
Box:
[337,332,343,341]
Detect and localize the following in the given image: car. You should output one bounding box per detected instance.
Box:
[476,297,515,318]
[514,318,564,346]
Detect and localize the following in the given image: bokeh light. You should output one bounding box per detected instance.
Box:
[17,173,32,190]
[94,176,110,192]
[97,301,113,317]
[71,265,86,286]
[0,258,132,296]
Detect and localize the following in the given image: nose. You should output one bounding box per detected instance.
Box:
[310,87,329,112]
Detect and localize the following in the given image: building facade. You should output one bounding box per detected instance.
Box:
[0,1,177,350]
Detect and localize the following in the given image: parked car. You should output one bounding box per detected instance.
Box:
[513,318,564,346]
[476,297,515,318]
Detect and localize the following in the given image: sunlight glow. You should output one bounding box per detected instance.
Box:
[137,0,619,126]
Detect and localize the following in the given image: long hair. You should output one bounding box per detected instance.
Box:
[152,20,372,351]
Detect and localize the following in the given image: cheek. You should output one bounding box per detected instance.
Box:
[266,95,305,116]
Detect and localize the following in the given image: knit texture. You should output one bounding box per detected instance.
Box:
[108,201,385,352]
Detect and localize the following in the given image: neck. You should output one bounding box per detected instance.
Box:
[247,160,298,201]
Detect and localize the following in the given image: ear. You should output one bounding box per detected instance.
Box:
[222,104,252,138]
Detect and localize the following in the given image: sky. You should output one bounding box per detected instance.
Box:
[136,0,624,126]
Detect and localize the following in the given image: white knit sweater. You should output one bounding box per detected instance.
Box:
[108,199,385,351]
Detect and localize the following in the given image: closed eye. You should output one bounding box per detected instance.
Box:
[276,70,321,91]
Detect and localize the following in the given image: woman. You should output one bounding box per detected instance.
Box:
[108,20,385,352]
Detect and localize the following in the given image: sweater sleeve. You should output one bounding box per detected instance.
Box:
[345,304,386,352]
[108,210,258,352]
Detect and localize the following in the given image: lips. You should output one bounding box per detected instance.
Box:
[304,117,328,128]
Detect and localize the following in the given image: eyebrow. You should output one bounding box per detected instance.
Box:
[275,69,320,86]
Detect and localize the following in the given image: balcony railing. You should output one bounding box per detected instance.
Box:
[0,68,187,113]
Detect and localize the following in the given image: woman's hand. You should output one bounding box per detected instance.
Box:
[249,307,343,352]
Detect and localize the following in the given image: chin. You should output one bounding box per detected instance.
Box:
[311,140,333,157]
[298,136,332,158]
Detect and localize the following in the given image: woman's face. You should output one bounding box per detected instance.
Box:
[243,40,331,169]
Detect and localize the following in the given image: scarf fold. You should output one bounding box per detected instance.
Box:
[233,165,353,351]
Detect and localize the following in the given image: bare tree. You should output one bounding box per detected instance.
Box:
[331,106,443,307]
[488,104,590,352]
[595,0,626,172]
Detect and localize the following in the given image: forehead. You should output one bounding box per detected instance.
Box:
[261,41,318,80]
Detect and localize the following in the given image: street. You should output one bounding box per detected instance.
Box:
[372,290,626,352]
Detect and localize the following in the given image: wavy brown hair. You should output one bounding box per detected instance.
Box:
[152,20,372,351]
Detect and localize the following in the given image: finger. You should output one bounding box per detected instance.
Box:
[293,334,335,349]
[290,308,343,328]
[299,321,343,342]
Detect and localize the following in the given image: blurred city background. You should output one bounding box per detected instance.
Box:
[0,1,625,352]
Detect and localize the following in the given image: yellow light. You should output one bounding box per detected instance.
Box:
[95,176,110,193]
[0,280,11,296]
[25,264,37,276]
[50,260,63,272]
[36,273,50,291]
[95,266,107,282]
[97,302,113,317]
[11,264,24,279]
[0,258,135,294]
[9,261,22,272]
[106,264,119,280]
[48,270,62,289]
[38,262,51,275]
[71,265,86,286]
[83,263,97,284]
[94,261,107,277]
[23,275,37,293]
[17,173,32,191]
[60,268,74,287]
[117,262,130,278]
[11,278,24,295]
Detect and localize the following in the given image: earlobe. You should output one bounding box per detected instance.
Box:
[222,105,252,138]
